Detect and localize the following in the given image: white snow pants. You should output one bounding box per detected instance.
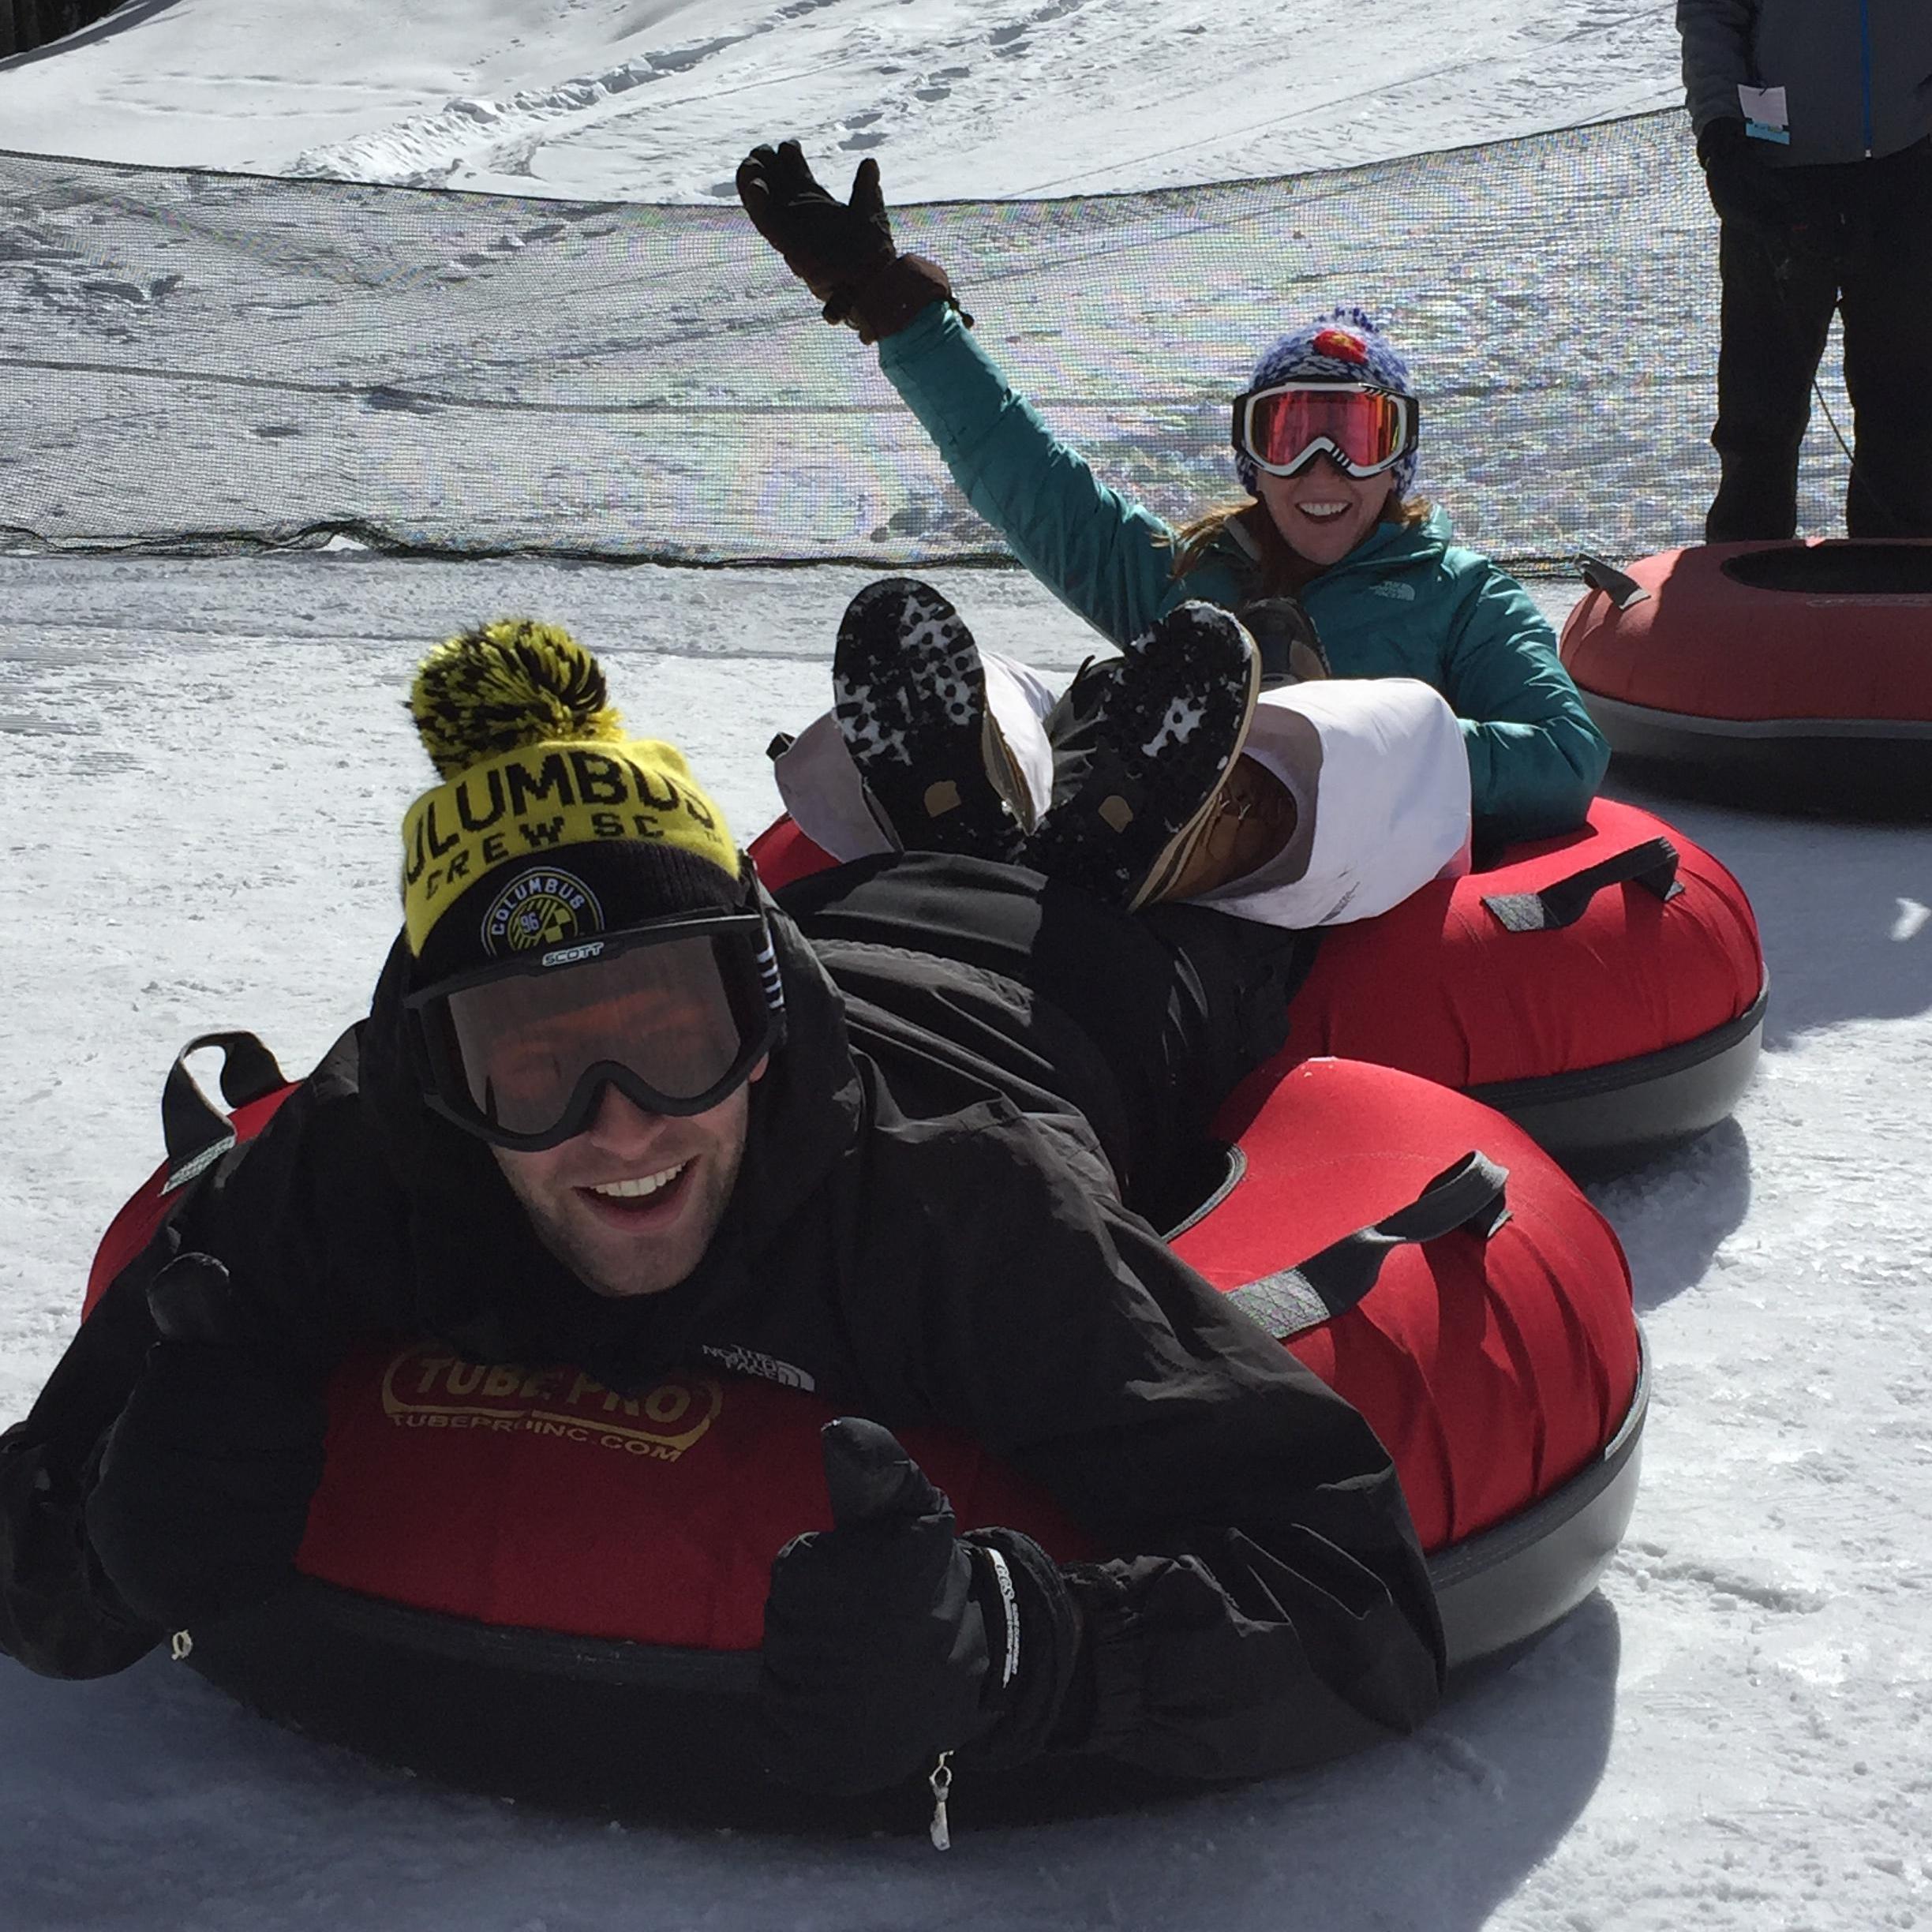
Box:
[773,655,1473,929]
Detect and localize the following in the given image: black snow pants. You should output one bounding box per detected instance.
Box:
[1707,136,1932,541]
[776,853,1318,1222]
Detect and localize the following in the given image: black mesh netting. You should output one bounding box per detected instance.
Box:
[0,112,1860,577]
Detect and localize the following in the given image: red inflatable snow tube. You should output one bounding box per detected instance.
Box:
[1560,541,1932,814]
[750,796,1766,1169]
[87,1046,1644,1815]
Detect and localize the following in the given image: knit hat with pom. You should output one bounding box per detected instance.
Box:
[1234,305,1420,499]
[400,618,743,979]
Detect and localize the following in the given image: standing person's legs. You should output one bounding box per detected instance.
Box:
[1838,140,1932,539]
[1707,219,1840,542]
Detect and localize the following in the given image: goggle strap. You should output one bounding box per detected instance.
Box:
[754,929,785,1020]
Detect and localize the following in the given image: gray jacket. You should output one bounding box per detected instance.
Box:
[1678,0,1932,163]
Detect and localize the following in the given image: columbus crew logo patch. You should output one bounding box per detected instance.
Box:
[482,867,604,956]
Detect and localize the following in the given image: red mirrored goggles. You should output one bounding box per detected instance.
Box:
[1233,380,1420,480]
[402,908,784,1151]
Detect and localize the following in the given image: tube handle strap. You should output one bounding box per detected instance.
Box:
[1574,550,1652,610]
[1482,836,1683,934]
[160,1031,288,1195]
[1226,1151,1511,1342]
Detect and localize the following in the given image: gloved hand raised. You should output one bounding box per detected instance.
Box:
[736,141,962,344]
[84,1252,329,1633]
[757,1417,1078,1796]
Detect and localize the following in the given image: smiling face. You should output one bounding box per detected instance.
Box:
[1253,455,1396,572]
[491,1069,763,1297]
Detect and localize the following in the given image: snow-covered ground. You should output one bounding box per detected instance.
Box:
[0,0,1683,200]
[4,555,1929,1931]
[3,2,1930,1927]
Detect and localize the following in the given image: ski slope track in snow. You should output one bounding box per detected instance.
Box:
[2,0,1930,1926]
[0,119,1870,574]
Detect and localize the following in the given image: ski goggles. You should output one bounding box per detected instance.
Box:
[402,907,784,1151]
[1232,380,1420,480]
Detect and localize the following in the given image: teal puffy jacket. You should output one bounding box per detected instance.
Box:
[879,306,1609,846]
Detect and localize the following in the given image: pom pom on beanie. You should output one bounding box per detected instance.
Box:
[410,619,627,780]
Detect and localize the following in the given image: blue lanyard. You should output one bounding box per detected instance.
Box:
[1859,0,1876,156]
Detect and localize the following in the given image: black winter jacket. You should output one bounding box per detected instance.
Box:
[1678,0,1932,164]
[0,889,1444,1782]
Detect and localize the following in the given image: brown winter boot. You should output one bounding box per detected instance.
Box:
[1150,754,1300,902]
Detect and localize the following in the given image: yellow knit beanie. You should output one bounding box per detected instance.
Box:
[400,618,742,968]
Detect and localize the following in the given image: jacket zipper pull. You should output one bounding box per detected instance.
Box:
[170,1631,193,1661]
[927,1750,954,1852]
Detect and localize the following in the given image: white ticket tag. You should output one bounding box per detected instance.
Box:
[1738,84,1791,143]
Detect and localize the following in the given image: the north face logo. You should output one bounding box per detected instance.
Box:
[699,1343,817,1392]
[1371,582,1417,601]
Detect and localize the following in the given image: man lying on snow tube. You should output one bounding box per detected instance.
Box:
[1,613,1466,1816]
[761,580,1767,1169]
[70,1043,1642,1827]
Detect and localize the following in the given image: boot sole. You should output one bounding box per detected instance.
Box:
[830,578,1027,861]
[1026,604,1261,911]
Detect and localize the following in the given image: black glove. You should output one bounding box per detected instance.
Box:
[736,140,961,344]
[1698,118,1845,273]
[757,1417,1078,1795]
[84,1253,328,1631]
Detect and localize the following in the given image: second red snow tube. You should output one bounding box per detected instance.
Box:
[751,796,1767,1170]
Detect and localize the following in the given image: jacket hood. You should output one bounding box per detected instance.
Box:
[355,893,863,1387]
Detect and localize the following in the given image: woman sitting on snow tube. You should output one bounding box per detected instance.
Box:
[754,567,1765,1172]
[736,140,1610,849]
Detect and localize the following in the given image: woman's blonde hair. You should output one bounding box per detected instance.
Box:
[1168,493,1433,593]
